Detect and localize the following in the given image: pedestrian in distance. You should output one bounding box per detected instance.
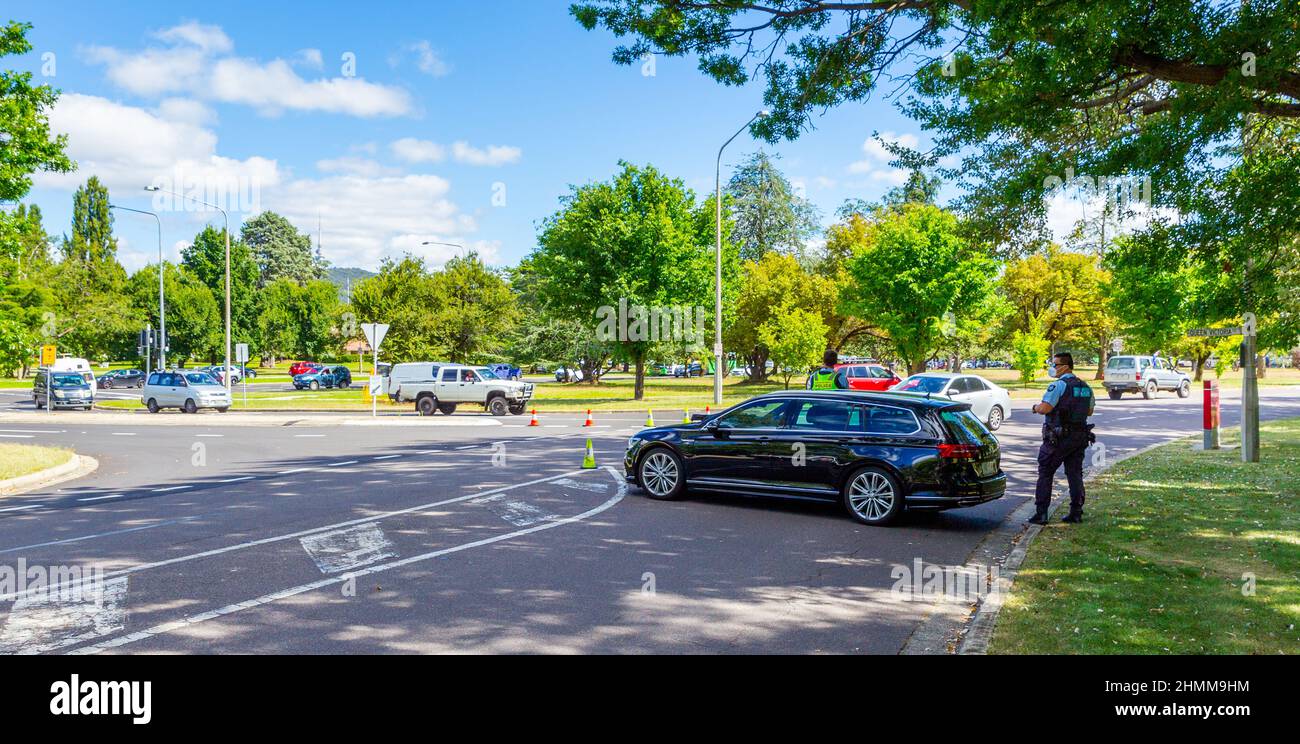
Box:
[806,349,849,390]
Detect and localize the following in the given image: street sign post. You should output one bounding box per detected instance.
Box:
[1187,313,1257,462]
[41,344,55,414]
[360,323,389,418]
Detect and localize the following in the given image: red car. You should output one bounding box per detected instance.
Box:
[288,361,318,376]
[835,363,901,391]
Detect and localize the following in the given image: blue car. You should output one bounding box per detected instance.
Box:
[488,363,522,381]
[293,365,352,390]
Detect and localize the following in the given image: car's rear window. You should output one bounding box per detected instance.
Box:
[940,410,998,447]
[1107,357,1135,369]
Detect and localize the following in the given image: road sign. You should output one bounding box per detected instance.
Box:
[361,323,389,350]
[369,376,383,395]
[235,343,250,364]
[1110,338,1123,353]
[41,344,56,366]
[1187,326,1243,338]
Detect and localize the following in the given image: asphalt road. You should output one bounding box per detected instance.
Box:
[1,386,1297,654]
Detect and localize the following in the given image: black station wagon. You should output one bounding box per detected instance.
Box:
[624,390,1007,525]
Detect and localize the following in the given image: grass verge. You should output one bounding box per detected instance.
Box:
[988,418,1300,654]
[0,443,74,482]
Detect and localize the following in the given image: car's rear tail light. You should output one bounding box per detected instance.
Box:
[1135,371,1142,380]
[938,443,980,459]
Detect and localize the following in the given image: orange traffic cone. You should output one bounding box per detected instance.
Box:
[583,409,595,427]
[705,406,711,414]
[528,409,539,426]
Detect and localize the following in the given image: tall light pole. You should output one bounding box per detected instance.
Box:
[146,186,232,391]
[714,110,767,406]
[110,204,165,371]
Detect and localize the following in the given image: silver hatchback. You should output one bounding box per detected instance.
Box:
[142,370,232,413]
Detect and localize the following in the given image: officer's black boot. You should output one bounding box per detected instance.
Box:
[1061,509,1083,524]
[1027,508,1051,525]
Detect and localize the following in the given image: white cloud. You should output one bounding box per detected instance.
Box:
[84,23,411,118]
[154,98,216,127]
[409,41,450,77]
[315,156,399,178]
[390,137,446,164]
[848,131,918,183]
[37,93,280,202]
[451,141,521,167]
[295,48,324,69]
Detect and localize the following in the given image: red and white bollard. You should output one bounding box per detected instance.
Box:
[1203,379,1220,450]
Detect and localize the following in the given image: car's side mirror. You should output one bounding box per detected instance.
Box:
[703,419,728,438]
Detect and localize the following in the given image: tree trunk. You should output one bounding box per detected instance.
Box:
[1193,354,1207,381]
[634,353,646,400]
[909,359,926,375]
[1095,336,1108,380]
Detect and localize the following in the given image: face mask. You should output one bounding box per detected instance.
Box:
[1046,364,1059,378]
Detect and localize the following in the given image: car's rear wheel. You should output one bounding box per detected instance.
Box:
[843,466,903,526]
[182,398,198,414]
[508,402,526,415]
[986,405,1004,431]
[437,402,457,415]
[416,395,438,416]
[1177,380,1190,398]
[103,380,114,389]
[1108,389,1122,400]
[488,397,509,416]
[638,448,685,500]
[1142,381,1156,399]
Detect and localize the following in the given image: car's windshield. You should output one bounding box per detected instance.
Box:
[185,373,219,386]
[51,373,85,386]
[476,368,498,380]
[896,376,948,393]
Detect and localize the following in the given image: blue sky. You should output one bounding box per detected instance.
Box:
[9,0,964,273]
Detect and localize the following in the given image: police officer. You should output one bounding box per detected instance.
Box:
[806,349,849,390]
[1029,352,1095,525]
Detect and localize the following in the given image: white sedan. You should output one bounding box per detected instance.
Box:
[891,372,1013,430]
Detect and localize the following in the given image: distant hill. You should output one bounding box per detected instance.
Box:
[326,267,376,302]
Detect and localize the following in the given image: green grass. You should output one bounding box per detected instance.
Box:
[989,418,1300,655]
[0,443,73,481]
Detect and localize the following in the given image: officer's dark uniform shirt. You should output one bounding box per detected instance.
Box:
[1041,372,1094,427]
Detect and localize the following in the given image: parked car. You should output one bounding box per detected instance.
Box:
[33,370,95,410]
[673,362,704,378]
[487,363,523,381]
[288,361,317,376]
[141,370,231,413]
[1103,355,1191,399]
[891,372,1013,430]
[835,363,901,391]
[98,369,145,389]
[624,390,1006,526]
[204,365,243,385]
[555,366,585,382]
[293,365,352,390]
[393,364,534,415]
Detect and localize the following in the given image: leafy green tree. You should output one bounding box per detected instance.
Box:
[348,256,445,362]
[759,307,827,389]
[431,254,517,364]
[0,21,73,204]
[726,151,820,263]
[0,314,34,377]
[839,204,998,374]
[240,211,323,286]
[0,204,53,285]
[181,226,262,348]
[127,264,220,364]
[726,252,836,382]
[1002,246,1113,356]
[258,280,302,365]
[1011,319,1051,387]
[532,161,728,399]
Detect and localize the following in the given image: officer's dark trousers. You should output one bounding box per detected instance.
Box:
[1034,432,1088,512]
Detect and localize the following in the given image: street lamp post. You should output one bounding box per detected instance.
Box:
[110,204,165,371]
[146,186,232,392]
[714,110,767,406]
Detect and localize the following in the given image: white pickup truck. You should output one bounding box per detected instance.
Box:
[388,363,533,415]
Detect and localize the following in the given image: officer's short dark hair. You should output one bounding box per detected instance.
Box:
[1054,352,1074,368]
[823,349,838,367]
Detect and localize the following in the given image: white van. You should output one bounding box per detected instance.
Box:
[382,362,448,399]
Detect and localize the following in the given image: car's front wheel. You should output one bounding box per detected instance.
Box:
[146,398,160,413]
[986,405,1004,431]
[309,380,320,391]
[843,466,903,526]
[1177,380,1190,398]
[638,448,685,500]
[487,397,509,416]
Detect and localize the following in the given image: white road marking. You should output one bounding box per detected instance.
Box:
[327,460,359,467]
[0,434,34,438]
[0,429,63,434]
[0,505,39,513]
[373,454,401,460]
[217,476,255,483]
[77,494,125,503]
[69,468,627,655]
[1,469,599,604]
[299,523,396,574]
[195,434,224,438]
[151,485,191,493]
[111,432,136,436]
[0,577,128,656]
[454,445,476,450]
[293,434,326,438]
[471,496,557,527]
[278,467,317,475]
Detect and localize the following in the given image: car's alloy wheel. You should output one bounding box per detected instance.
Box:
[310,380,320,391]
[987,405,1004,431]
[844,467,901,526]
[147,398,159,413]
[182,399,197,414]
[1142,381,1156,399]
[639,449,683,500]
[1177,380,1190,398]
[488,397,508,416]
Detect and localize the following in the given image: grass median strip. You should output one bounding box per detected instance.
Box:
[989,418,1300,655]
[0,443,74,482]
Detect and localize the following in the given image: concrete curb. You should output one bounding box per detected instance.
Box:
[0,453,99,496]
[900,439,1168,655]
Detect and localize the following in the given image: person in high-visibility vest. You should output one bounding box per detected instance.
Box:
[805,349,848,390]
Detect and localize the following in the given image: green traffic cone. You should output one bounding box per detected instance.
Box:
[581,438,596,469]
